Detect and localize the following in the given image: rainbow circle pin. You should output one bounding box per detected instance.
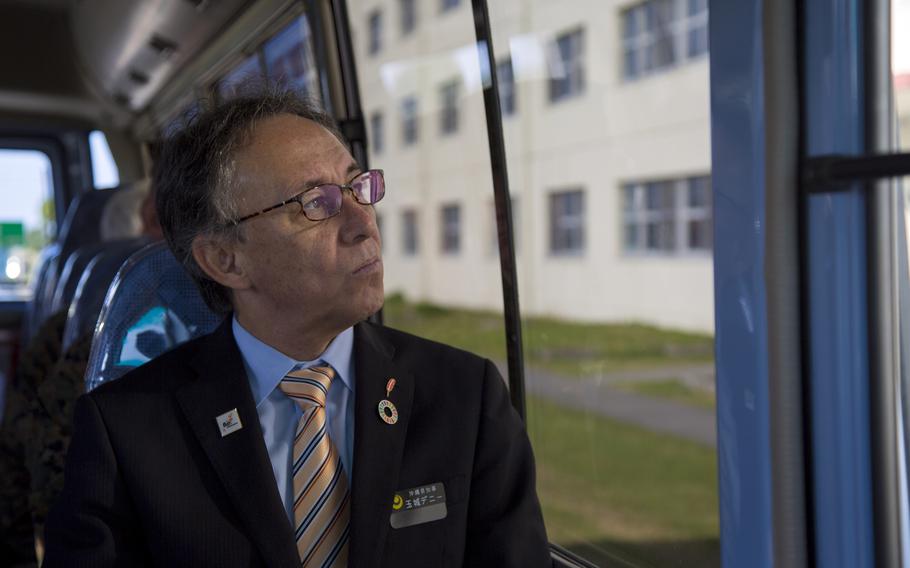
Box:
[378,400,399,424]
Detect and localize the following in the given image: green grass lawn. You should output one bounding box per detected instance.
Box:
[613,379,716,410]
[382,294,714,377]
[526,395,720,568]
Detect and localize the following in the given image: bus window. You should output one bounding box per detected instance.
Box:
[262,15,322,103]
[351,0,716,566]
[0,149,55,289]
[88,131,120,190]
[217,54,264,102]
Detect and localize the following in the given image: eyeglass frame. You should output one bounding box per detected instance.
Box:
[228,168,385,226]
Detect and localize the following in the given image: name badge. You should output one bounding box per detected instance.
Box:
[216,408,243,437]
[390,482,447,529]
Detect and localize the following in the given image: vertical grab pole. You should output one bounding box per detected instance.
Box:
[470,0,527,421]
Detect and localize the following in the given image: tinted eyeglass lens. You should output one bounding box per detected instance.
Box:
[352,170,385,204]
[300,185,343,220]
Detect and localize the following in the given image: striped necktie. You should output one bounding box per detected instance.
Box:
[279,365,350,568]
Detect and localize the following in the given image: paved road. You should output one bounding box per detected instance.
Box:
[500,363,718,447]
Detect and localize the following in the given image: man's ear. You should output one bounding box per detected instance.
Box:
[191,234,251,291]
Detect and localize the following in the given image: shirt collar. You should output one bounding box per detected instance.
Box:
[232,316,355,407]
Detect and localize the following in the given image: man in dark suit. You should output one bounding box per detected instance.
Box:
[43,92,550,567]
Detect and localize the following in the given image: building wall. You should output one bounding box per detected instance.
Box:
[353,0,715,332]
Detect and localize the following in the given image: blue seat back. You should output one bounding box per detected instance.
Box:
[84,242,223,391]
[51,242,107,315]
[61,238,151,351]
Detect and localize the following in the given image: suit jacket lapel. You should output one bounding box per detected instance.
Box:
[175,319,299,568]
[349,322,414,568]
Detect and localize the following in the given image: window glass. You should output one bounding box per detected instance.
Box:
[218,55,264,101]
[549,189,584,254]
[623,177,712,255]
[400,0,417,36]
[371,112,385,154]
[351,1,716,565]
[263,15,322,101]
[497,59,516,116]
[88,131,120,190]
[440,79,460,135]
[549,28,585,102]
[401,97,419,145]
[369,10,383,55]
[0,149,55,289]
[623,0,707,80]
[402,209,418,255]
[441,203,461,253]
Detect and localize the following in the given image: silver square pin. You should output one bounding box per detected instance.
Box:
[216,408,243,437]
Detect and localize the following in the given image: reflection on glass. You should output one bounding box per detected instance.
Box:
[263,15,322,101]
[351,0,716,566]
[218,55,263,101]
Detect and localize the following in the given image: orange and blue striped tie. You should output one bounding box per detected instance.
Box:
[279,366,350,567]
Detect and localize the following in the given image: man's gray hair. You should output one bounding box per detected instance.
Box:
[153,90,346,314]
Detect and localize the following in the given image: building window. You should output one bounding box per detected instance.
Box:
[400,0,417,36]
[497,59,516,116]
[370,112,384,154]
[441,204,461,254]
[549,190,585,254]
[402,96,419,145]
[441,0,459,13]
[622,175,712,254]
[368,9,382,55]
[440,80,460,135]
[549,28,586,103]
[402,209,418,255]
[622,0,709,81]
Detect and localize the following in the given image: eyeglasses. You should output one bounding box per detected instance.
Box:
[230,169,386,225]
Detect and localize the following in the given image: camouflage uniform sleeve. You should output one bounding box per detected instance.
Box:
[29,331,91,536]
[0,310,67,566]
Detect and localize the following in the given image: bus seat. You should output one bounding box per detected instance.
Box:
[23,244,61,341]
[84,241,223,392]
[23,188,119,341]
[55,188,119,263]
[50,242,107,315]
[61,237,151,351]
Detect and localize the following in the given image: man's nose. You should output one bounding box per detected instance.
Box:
[338,189,377,242]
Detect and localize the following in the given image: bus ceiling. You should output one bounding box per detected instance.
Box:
[0,0,296,135]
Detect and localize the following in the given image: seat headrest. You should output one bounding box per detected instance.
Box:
[84,241,224,391]
[61,237,151,351]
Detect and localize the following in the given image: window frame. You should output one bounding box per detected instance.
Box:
[622,176,713,256]
[548,28,586,103]
[548,189,586,255]
[440,203,461,254]
[440,79,460,135]
[368,9,383,55]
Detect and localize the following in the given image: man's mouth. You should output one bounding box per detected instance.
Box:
[353,257,382,275]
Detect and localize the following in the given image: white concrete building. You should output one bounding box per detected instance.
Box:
[351,0,714,332]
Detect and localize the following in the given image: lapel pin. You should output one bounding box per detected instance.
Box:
[378,378,399,425]
[216,408,243,437]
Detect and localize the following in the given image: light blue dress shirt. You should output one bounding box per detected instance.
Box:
[232,318,355,523]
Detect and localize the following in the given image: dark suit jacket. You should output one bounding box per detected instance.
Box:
[43,319,550,567]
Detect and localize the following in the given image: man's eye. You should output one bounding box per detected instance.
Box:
[302,195,326,212]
